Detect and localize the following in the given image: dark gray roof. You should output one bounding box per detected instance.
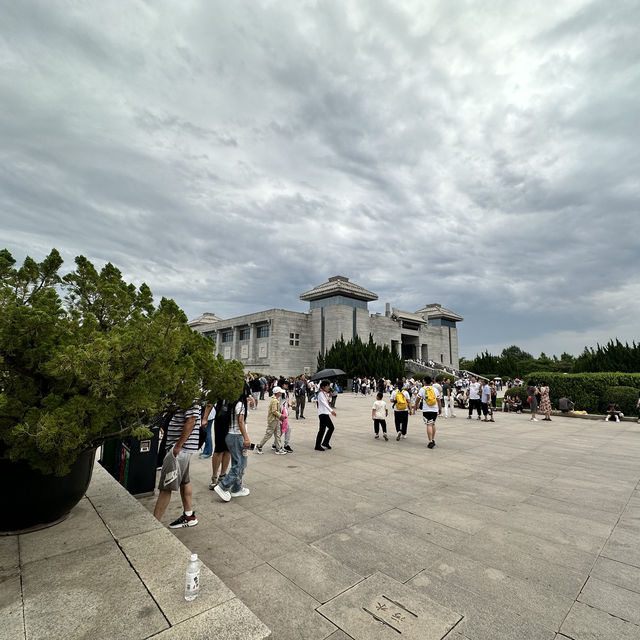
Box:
[299,276,378,302]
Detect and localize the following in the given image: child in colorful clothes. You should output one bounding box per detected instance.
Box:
[371,392,389,440]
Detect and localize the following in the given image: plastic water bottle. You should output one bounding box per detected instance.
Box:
[184,553,200,601]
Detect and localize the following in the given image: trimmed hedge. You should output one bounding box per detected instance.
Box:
[602,386,639,415]
[521,372,640,413]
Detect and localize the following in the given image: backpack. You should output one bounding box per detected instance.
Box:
[394,391,408,410]
[423,386,437,407]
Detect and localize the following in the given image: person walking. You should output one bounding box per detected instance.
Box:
[371,391,389,440]
[255,387,285,454]
[214,392,252,502]
[539,381,552,421]
[417,376,441,448]
[208,399,232,489]
[294,375,307,420]
[391,383,411,440]
[527,380,539,421]
[442,378,455,418]
[315,380,336,451]
[481,379,492,422]
[153,402,201,528]
[466,376,482,420]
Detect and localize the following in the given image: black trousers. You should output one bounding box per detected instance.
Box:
[394,411,408,435]
[316,414,334,448]
[295,395,306,418]
[373,419,387,435]
[468,398,481,417]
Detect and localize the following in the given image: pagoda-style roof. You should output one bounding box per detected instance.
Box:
[415,303,463,322]
[392,308,428,324]
[300,276,378,302]
[187,312,224,328]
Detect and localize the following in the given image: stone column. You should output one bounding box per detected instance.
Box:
[248,323,256,364]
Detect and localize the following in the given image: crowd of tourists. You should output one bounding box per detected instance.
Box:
[152,372,640,529]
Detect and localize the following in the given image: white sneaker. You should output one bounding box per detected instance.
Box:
[230,487,250,497]
[530,418,538,422]
[214,484,231,502]
[275,448,287,455]
[402,435,407,439]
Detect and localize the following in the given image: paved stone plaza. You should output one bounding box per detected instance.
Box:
[141,394,640,640]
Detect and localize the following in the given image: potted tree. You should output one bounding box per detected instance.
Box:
[0,249,242,532]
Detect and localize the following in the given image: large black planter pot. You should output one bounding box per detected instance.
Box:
[0,448,96,533]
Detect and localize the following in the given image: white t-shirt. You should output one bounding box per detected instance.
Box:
[418,386,441,412]
[481,384,491,403]
[468,382,481,400]
[391,390,410,412]
[228,401,246,435]
[372,399,387,420]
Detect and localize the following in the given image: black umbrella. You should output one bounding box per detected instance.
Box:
[309,368,346,381]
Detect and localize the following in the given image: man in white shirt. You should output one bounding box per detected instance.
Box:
[417,376,441,448]
[315,380,337,451]
[466,376,482,420]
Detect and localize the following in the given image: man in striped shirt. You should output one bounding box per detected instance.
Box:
[153,403,202,528]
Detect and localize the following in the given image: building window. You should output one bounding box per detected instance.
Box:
[257,325,269,338]
[289,332,300,346]
[239,328,250,341]
[441,353,444,363]
[221,331,233,343]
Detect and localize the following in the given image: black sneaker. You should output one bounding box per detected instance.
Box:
[255,446,263,455]
[396,432,402,441]
[169,512,198,528]
[427,441,435,449]
[284,445,294,453]
[271,443,277,450]
[322,443,332,450]
[314,446,325,451]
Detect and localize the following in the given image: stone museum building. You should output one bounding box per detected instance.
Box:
[189,276,463,377]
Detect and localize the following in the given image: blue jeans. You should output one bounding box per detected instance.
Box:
[220,433,246,492]
[201,420,213,456]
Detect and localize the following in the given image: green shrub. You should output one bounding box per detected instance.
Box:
[524,372,640,413]
[600,386,639,415]
[504,386,529,402]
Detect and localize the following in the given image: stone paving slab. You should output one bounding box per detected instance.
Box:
[317,571,462,640]
[560,601,640,640]
[407,570,555,640]
[0,535,19,571]
[269,545,364,603]
[119,527,236,626]
[0,572,24,640]
[148,598,270,640]
[426,547,574,630]
[141,394,640,639]
[228,562,337,640]
[18,497,113,565]
[578,576,640,626]
[21,540,169,640]
[590,557,640,594]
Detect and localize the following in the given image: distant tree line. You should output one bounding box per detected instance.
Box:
[460,340,640,379]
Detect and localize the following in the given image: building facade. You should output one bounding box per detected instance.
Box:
[188,276,463,377]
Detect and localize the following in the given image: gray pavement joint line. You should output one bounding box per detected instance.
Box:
[85,494,172,630]
[555,475,640,633]
[17,535,27,640]
[440,616,466,639]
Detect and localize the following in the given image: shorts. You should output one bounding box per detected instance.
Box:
[422,411,438,425]
[158,449,192,492]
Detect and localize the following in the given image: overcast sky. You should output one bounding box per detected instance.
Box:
[2,0,639,358]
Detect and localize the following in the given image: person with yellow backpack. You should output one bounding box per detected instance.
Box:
[416,375,442,449]
[391,384,411,440]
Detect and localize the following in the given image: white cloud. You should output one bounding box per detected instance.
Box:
[1,0,639,358]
